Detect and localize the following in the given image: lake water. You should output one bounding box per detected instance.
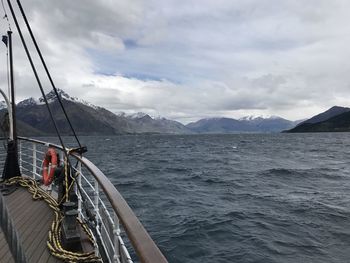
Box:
[58,133,350,262]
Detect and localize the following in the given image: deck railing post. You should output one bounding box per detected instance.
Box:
[32,143,36,179]
[15,137,168,263]
[19,140,22,173]
[77,162,82,219]
[113,213,121,263]
[94,179,99,256]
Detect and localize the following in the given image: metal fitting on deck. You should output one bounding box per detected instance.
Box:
[61,202,82,251]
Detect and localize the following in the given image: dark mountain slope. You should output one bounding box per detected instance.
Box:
[301,106,350,125]
[17,100,116,135]
[14,89,190,135]
[287,111,350,133]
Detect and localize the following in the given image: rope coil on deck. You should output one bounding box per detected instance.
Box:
[5,176,101,263]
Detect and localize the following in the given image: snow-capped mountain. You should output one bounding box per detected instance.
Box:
[17,97,38,107]
[128,112,150,119]
[18,89,100,110]
[9,88,306,135]
[12,89,190,135]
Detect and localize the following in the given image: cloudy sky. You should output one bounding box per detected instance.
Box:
[0,0,350,123]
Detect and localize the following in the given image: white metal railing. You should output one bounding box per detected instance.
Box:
[17,138,133,263]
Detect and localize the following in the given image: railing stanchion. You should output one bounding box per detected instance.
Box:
[113,213,121,262]
[19,140,22,173]
[77,162,82,219]
[94,179,100,256]
[15,137,167,263]
[32,142,36,179]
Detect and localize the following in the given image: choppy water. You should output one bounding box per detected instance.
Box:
[76,133,350,262]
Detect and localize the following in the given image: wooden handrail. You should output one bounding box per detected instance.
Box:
[18,136,168,263]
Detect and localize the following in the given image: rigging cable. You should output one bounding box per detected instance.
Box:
[15,0,82,149]
[2,2,99,261]
[5,3,97,253]
[1,0,11,130]
[6,40,10,105]
[1,0,11,31]
[6,0,75,175]
[0,10,23,260]
[8,0,86,213]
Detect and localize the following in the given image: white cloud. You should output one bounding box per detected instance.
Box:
[0,0,349,123]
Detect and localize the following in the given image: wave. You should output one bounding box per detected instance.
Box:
[80,133,350,263]
[260,167,344,181]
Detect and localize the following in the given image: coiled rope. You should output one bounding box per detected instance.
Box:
[5,176,101,263]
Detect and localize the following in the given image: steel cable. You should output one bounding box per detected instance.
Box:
[6,0,77,176]
[15,0,82,149]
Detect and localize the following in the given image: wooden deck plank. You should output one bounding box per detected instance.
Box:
[0,231,14,262]
[0,180,97,263]
[9,195,46,231]
[4,198,47,259]
[28,230,51,263]
[5,189,31,215]
[2,188,33,220]
[19,202,51,241]
[5,187,27,206]
[28,230,52,262]
[27,213,54,261]
[2,249,15,263]
[0,185,63,263]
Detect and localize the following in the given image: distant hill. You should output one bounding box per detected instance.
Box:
[300,106,350,125]
[129,114,191,134]
[2,88,329,135]
[186,116,299,133]
[1,89,190,136]
[186,118,252,133]
[0,110,45,137]
[286,106,350,133]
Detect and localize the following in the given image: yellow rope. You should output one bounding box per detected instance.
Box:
[58,150,77,206]
[5,176,101,263]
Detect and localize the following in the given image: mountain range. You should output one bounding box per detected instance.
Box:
[286,106,350,133]
[1,89,191,136]
[1,89,347,135]
[186,116,301,133]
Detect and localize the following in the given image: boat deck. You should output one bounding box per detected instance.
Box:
[0,178,94,263]
[0,186,62,262]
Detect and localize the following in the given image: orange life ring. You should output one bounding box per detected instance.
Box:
[42,147,58,186]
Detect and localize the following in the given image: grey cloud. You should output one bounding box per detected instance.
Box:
[0,0,349,122]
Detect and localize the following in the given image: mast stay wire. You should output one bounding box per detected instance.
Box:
[2,2,98,253]
[6,0,76,172]
[2,2,100,259]
[6,40,10,102]
[1,0,12,113]
[1,0,11,31]
[15,0,82,150]
[7,0,91,216]
[6,2,87,211]
[0,8,27,262]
